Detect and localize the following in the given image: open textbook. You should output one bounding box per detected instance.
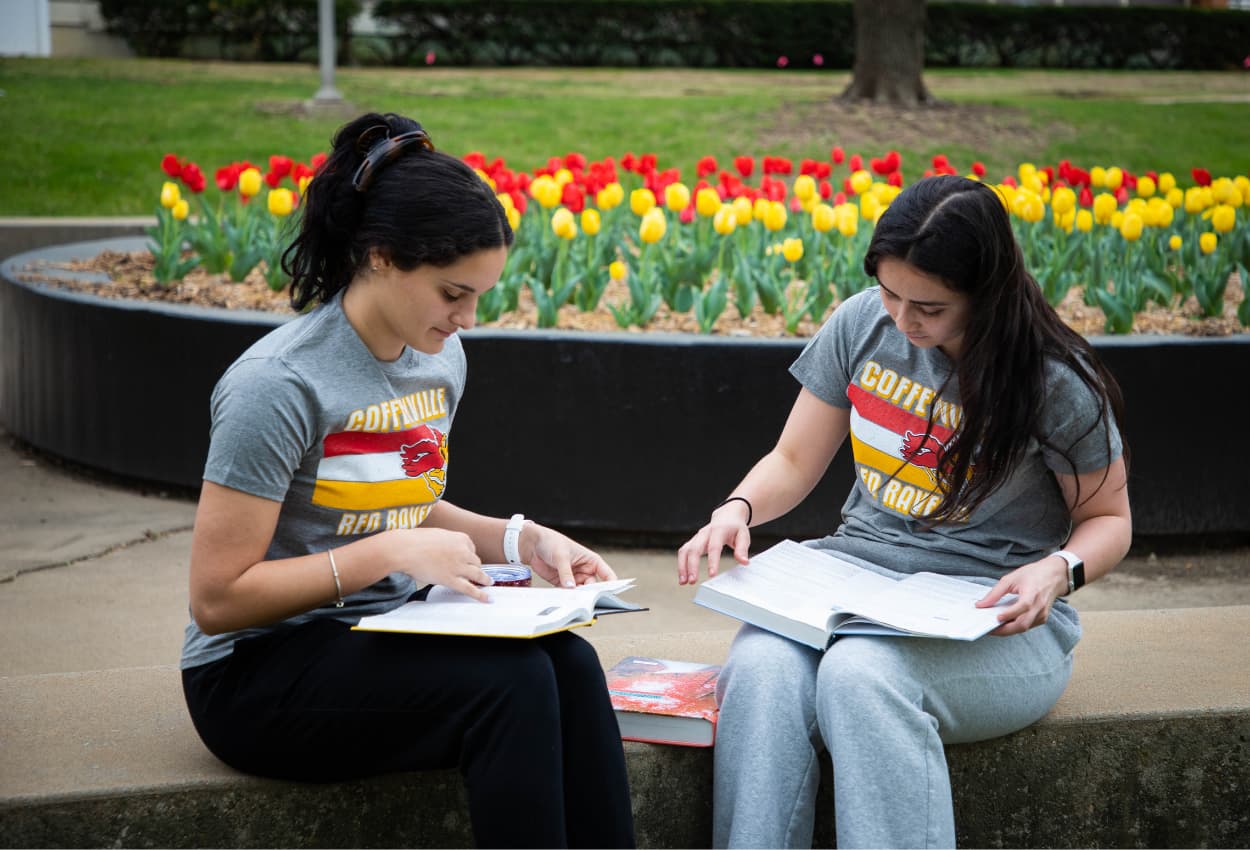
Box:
[694,540,1014,649]
[354,576,641,638]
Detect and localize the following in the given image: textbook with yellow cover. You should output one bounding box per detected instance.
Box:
[354,577,640,638]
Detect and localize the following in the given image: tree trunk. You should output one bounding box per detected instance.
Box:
[841,0,932,106]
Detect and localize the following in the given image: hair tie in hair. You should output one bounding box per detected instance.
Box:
[352,126,436,193]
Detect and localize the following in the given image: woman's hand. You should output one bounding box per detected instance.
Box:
[976,556,1070,636]
[396,527,493,602]
[522,523,617,588]
[676,501,752,586]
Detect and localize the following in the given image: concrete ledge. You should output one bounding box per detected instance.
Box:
[2,608,1249,848]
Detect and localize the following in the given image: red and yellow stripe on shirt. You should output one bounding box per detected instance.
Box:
[847,383,959,517]
[312,424,448,511]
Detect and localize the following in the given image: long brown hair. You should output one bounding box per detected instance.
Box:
[863,175,1126,524]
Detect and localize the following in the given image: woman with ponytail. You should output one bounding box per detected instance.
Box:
[677,174,1131,849]
[180,113,634,849]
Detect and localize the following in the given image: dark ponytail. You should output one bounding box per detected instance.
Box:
[283,112,513,311]
[864,175,1127,524]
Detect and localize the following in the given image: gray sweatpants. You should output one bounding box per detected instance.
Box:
[713,615,1078,848]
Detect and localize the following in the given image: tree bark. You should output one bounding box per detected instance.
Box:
[841,0,932,106]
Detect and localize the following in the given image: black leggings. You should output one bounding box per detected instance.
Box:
[183,618,635,848]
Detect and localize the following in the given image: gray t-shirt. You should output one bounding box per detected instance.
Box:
[790,287,1122,596]
[181,292,466,668]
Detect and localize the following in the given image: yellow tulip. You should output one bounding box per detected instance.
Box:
[530,175,562,209]
[665,182,691,212]
[1184,187,1208,215]
[238,168,262,198]
[1212,178,1235,204]
[1111,211,1124,230]
[1105,167,1124,191]
[1093,193,1118,225]
[1119,212,1143,242]
[551,207,577,240]
[753,197,771,222]
[1018,162,1038,183]
[811,203,836,233]
[1136,176,1157,198]
[267,188,295,217]
[1050,186,1076,217]
[596,182,624,210]
[475,168,495,190]
[1233,176,1250,204]
[630,188,656,217]
[609,260,627,281]
[1211,204,1236,234]
[1145,198,1174,228]
[171,199,189,221]
[1158,172,1177,193]
[1169,234,1182,251]
[639,208,667,244]
[1090,166,1107,189]
[160,181,181,209]
[1199,232,1217,255]
[781,237,804,263]
[1056,209,1075,233]
[849,169,873,196]
[1166,187,1183,209]
[713,205,737,236]
[1228,188,1244,209]
[1014,189,1045,224]
[1075,209,1093,233]
[1021,174,1044,197]
[506,206,521,232]
[732,196,754,226]
[763,201,787,232]
[793,175,817,202]
[298,175,313,196]
[836,203,859,238]
[553,168,573,186]
[581,208,601,236]
[696,188,722,218]
[495,192,515,213]
[860,192,882,222]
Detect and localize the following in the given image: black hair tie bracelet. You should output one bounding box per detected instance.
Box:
[712,496,753,526]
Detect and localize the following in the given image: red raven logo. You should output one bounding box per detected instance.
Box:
[399,424,447,481]
[901,430,947,481]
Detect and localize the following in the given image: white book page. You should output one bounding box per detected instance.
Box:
[842,572,1012,639]
[704,540,894,629]
[425,578,636,612]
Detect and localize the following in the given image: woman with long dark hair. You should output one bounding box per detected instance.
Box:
[678,174,1131,848]
[180,112,635,849]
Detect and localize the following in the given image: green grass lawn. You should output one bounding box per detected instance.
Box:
[2,58,1247,216]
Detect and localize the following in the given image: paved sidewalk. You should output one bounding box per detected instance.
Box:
[2,427,1248,677]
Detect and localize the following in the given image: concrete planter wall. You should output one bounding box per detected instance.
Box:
[3,238,1248,541]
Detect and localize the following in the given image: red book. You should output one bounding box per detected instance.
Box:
[605,656,721,747]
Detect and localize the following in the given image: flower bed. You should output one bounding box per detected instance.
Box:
[145,147,1250,336]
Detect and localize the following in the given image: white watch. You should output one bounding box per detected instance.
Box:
[503,513,526,566]
[1052,549,1085,595]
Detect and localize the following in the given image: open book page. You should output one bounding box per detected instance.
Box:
[694,540,896,648]
[354,578,636,638]
[831,572,1011,640]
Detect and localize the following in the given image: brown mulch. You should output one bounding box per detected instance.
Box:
[14,249,1248,338]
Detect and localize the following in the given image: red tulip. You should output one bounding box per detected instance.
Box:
[734,156,755,178]
[311,152,328,171]
[1079,186,1093,207]
[216,165,240,192]
[972,162,986,177]
[161,154,182,177]
[269,155,293,179]
[833,191,847,206]
[884,150,901,173]
[814,162,831,179]
[180,162,206,193]
[870,157,891,176]
[463,151,486,170]
[818,180,832,199]
[848,154,863,172]
[887,171,903,188]
[561,183,585,213]
[1191,167,1212,186]
[800,158,818,176]
[679,204,696,224]
[932,154,950,171]
[509,190,528,215]
[696,156,718,178]
[564,152,587,171]
[830,146,845,165]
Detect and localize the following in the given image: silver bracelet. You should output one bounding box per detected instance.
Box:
[327,549,345,608]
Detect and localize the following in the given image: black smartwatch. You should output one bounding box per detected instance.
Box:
[1052,550,1085,595]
